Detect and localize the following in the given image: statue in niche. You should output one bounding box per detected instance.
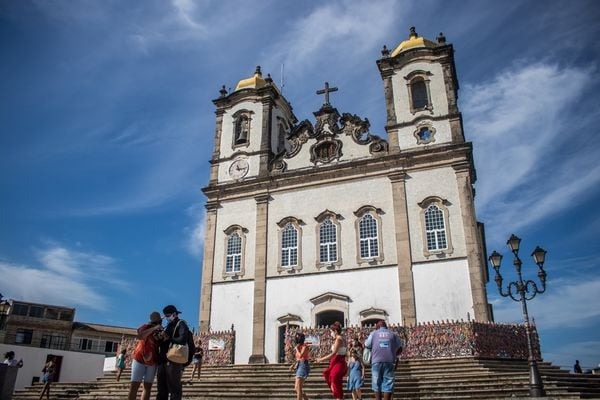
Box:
[235,115,249,145]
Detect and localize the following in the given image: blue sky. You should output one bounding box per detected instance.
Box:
[1,0,599,370]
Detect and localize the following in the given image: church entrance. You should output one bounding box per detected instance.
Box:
[361,318,380,327]
[316,310,344,328]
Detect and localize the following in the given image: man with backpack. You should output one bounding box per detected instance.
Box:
[156,305,194,400]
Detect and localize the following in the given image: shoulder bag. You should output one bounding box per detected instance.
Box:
[166,320,189,364]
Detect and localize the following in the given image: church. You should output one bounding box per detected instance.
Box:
[198,27,491,364]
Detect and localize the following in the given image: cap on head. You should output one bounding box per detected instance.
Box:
[150,311,162,323]
[163,305,181,316]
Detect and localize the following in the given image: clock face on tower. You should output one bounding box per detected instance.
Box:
[228,158,249,180]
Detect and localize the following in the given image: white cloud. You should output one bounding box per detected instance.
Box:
[265,0,403,78]
[464,62,598,243]
[491,276,600,329]
[64,118,207,216]
[0,245,127,311]
[171,0,207,32]
[184,203,206,259]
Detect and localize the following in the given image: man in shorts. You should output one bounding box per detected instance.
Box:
[364,320,402,400]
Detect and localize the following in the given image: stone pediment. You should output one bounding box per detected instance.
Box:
[277,313,303,324]
[270,105,388,173]
[359,307,389,319]
[309,292,352,306]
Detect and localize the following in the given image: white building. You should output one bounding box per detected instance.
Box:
[0,343,105,391]
[199,28,491,364]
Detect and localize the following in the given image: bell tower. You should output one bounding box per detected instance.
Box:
[209,66,297,185]
[377,27,491,322]
[377,27,464,153]
[199,66,297,338]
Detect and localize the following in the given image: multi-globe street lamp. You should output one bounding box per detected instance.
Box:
[489,234,548,397]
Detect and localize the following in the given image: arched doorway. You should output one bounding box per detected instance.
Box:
[361,318,380,327]
[316,310,344,328]
[310,292,351,328]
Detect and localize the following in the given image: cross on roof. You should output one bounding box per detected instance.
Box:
[316,82,338,106]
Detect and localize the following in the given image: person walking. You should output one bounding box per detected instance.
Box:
[364,321,402,400]
[156,305,192,400]
[317,321,347,400]
[38,357,56,400]
[347,349,365,400]
[349,336,364,361]
[289,332,311,400]
[116,348,127,382]
[128,311,163,400]
[190,339,203,381]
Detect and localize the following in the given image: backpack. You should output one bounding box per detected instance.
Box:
[186,329,196,366]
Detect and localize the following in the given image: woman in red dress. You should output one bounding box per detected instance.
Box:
[317,321,347,399]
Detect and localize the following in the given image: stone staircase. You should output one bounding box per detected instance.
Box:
[11,358,600,399]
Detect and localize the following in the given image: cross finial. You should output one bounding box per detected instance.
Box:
[316,82,338,106]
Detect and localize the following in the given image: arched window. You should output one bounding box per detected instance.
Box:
[359,214,379,259]
[424,205,447,251]
[277,217,303,272]
[277,122,286,154]
[226,233,242,273]
[411,77,429,109]
[281,223,298,267]
[222,225,247,278]
[405,70,433,114]
[354,206,384,264]
[419,197,453,257]
[315,210,342,269]
[319,219,337,263]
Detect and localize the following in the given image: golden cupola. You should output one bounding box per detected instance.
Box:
[390,27,440,57]
[234,65,272,91]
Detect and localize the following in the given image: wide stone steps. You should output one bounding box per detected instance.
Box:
[11,358,600,399]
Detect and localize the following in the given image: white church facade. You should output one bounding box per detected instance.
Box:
[199,28,491,364]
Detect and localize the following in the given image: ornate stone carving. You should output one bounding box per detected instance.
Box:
[310,138,343,164]
[274,107,388,168]
[269,157,287,173]
[369,139,389,154]
[340,112,389,155]
[286,120,313,158]
[314,106,341,137]
[340,113,371,143]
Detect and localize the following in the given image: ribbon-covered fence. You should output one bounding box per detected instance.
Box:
[284,321,541,364]
[118,325,236,368]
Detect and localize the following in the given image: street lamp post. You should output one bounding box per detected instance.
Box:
[489,234,548,398]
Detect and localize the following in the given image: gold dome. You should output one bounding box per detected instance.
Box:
[390,27,438,57]
[235,66,269,91]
